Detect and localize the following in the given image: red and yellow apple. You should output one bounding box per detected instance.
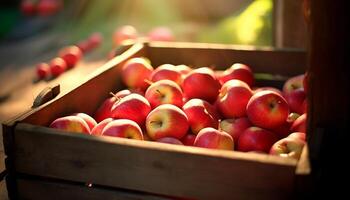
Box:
[156,137,183,145]
[217,63,254,87]
[219,117,252,146]
[269,137,305,160]
[237,127,278,153]
[150,64,183,86]
[102,119,143,140]
[194,127,234,150]
[91,118,113,136]
[121,57,154,91]
[72,113,97,132]
[291,113,307,133]
[49,116,90,134]
[145,80,183,108]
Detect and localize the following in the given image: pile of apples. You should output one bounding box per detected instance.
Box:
[20,0,63,17]
[49,57,308,160]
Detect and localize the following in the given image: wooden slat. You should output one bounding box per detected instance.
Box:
[14,123,297,200]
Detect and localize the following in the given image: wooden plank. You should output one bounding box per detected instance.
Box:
[147,42,306,77]
[17,178,171,200]
[14,123,297,200]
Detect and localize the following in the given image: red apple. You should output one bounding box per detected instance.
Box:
[94,96,119,123]
[284,88,306,114]
[145,104,189,140]
[288,132,306,141]
[113,25,138,45]
[217,80,253,118]
[254,87,283,96]
[91,118,113,136]
[156,137,183,145]
[247,91,289,129]
[181,133,196,146]
[218,63,254,87]
[145,80,183,108]
[148,27,174,42]
[20,0,36,16]
[194,127,234,150]
[102,119,143,140]
[49,116,90,134]
[219,117,252,146]
[151,64,183,86]
[270,112,300,139]
[36,62,50,79]
[121,57,154,91]
[269,137,305,160]
[88,32,103,49]
[183,99,219,134]
[111,94,151,126]
[182,67,221,103]
[50,57,67,77]
[77,40,91,53]
[237,127,278,153]
[58,45,82,69]
[283,74,305,95]
[72,113,97,132]
[290,113,307,133]
[37,0,62,16]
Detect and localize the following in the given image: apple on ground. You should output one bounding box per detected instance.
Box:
[246,91,289,129]
[113,25,138,45]
[220,117,252,147]
[111,93,151,126]
[181,133,196,146]
[49,116,90,134]
[269,136,306,160]
[148,27,174,42]
[91,118,113,136]
[237,127,278,153]
[50,57,67,77]
[88,32,103,49]
[36,63,50,79]
[121,57,154,91]
[183,99,220,134]
[182,67,221,103]
[102,119,143,140]
[145,80,183,108]
[58,45,82,69]
[156,137,183,145]
[217,79,253,118]
[72,113,97,132]
[194,127,234,150]
[150,64,183,86]
[145,104,189,140]
[217,63,254,87]
[291,113,307,133]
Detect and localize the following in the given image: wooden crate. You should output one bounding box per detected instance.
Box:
[2,42,310,200]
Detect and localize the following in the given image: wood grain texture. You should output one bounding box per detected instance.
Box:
[14,123,297,200]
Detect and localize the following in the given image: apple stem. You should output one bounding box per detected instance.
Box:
[144,79,154,86]
[109,92,121,103]
[155,89,164,97]
[218,119,222,131]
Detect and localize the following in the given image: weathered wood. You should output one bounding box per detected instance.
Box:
[17,177,171,200]
[14,123,297,200]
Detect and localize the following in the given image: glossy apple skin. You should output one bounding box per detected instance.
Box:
[284,88,306,114]
[59,45,82,68]
[182,67,221,103]
[102,119,143,140]
[291,113,307,133]
[237,127,278,153]
[36,63,50,79]
[181,133,196,146]
[156,137,183,145]
[217,79,253,118]
[218,63,254,87]
[269,137,305,160]
[91,118,113,136]
[50,57,67,77]
[194,128,234,150]
[145,80,183,108]
[113,25,138,45]
[94,96,118,123]
[283,74,305,95]
[183,99,219,134]
[254,87,283,96]
[72,113,97,132]
[111,94,151,126]
[145,104,189,140]
[220,117,252,146]
[49,116,90,134]
[121,57,154,91]
[246,91,289,129]
[151,64,183,86]
[148,27,174,42]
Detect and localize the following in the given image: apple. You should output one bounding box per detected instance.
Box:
[175,64,192,75]
[246,91,289,129]
[254,87,283,96]
[88,32,103,49]
[50,57,67,77]
[217,80,253,118]
[145,104,189,140]
[284,88,306,114]
[20,0,36,16]
[148,27,174,42]
[37,0,62,16]
[36,63,50,79]
[219,117,252,146]
[150,64,183,86]
[50,116,90,134]
[113,25,138,45]
[288,132,306,141]
[121,57,154,91]
[237,127,278,153]
[182,67,221,103]
[77,40,91,53]
[91,118,113,136]
[183,99,219,134]
[181,133,196,146]
[194,127,234,150]
[283,74,305,95]
[156,137,183,145]
[145,80,183,108]
[217,63,254,87]
[111,93,151,126]
[72,113,97,132]
[269,137,305,160]
[58,45,82,69]
[290,113,307,133]
[94,95,120,123]
[102,119,143,140]
[269,112,300,139]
